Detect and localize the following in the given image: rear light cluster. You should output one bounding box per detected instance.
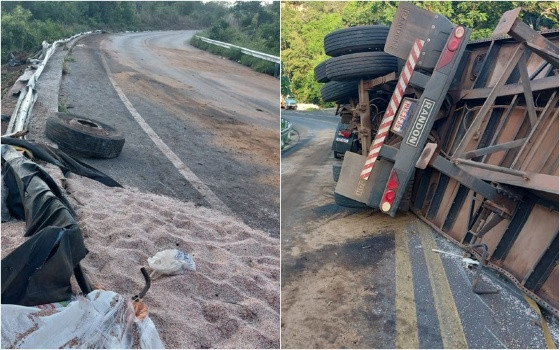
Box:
[380,170,399,213]
[338,130,351,138]
[436,25,465,69]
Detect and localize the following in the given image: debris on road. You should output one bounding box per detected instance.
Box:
[431,248,464,258]
[462,257,480,268]
[148,249,196,279]
[1,290,164,349]
[46,112,125,159]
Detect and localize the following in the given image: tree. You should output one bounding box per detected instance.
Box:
[1,6,35,56]
[281,1,559,105]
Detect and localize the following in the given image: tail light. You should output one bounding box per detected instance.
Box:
[380,170,399,212]
[338,130,351,138]
[436,26,465,69]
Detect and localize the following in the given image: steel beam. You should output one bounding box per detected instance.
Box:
[523,233,559,291]
[492,8,559,68]
[517,54,538,127]
[430,155,500,201]
[511,92,558,168]
[454,158,529,178]
[362,72,396,90]
[358,80,372,154]
[514,108,559,170]
[453,43,526,157]
[458,75,558,100]
[461,138,527,159]
[455,162,559,194]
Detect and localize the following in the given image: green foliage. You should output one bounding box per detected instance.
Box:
[190,37,277,76]
[281,2,345,104]
[188,2,279,76]
[200,1,280,55]
[514,1,559,29]
[282,1,559,105]
[1,1,278,63]
[58,100,68,112]
[342,1,397,26]
[281,74,291,96]
[62,54,74,75]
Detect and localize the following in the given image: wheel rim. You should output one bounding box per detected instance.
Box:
[71,118,102,129]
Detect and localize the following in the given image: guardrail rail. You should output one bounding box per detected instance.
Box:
[194,36,280,64]
[281,118,292,148]
[5,31,98,136]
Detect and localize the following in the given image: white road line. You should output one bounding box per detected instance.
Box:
[100,51,235,217]
[485,326,507,349]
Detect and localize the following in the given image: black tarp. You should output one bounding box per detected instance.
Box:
[1,137,122,188]
[1,145,93,305]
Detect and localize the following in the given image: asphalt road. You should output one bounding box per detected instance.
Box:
[59,31,279,236]
[280,110,558,348]
[281,108,338,157]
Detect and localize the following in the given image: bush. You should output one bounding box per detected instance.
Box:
[191,36,277,76]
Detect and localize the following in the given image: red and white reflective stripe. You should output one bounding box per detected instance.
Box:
[360,38,425,180]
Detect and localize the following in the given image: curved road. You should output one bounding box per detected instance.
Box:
[281,109,338,157]
[59,31,279,236]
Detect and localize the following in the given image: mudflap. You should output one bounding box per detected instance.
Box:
[334,151,393,208]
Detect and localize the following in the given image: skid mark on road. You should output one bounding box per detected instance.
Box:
[394,229,419,348]
[417,222,468,348]
[100,52,234,217]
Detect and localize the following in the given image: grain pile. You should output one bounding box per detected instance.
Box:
[2,170,280,348]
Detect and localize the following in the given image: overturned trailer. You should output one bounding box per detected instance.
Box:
[328,4,559,315]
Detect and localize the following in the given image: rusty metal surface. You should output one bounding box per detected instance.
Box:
[412,26,559,315]
[492,8,522,38]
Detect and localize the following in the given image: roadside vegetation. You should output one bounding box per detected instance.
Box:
[281,1,559,106]
[190,2,280,76]
[1,1,276,63]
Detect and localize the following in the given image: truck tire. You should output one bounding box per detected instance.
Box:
[332,164,342,182]
[326,52,397,81]
[46,112,125,159]
[314,60,330,83]
[334,192,368,209]
[324,25,390,57]
[334,151,343,160]
[320,80,358,103]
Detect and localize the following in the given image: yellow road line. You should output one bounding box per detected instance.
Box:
[394,229,419,348]
[417,221,468,348]
[523,294,557,349]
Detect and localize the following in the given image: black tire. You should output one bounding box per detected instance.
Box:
[46,112,125,158]
[314,60,330,83]
[326,52,397,81]
[334,151,343,160]
[325,25,390,57]
[320,80,358,103]
[332,164,342,182]
[334,192,369,209]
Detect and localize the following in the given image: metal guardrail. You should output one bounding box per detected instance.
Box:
[6,31,98,135]
[281,118,292,148]
[194,36,280,64]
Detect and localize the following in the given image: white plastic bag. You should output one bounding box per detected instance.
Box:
[147,249,196,278]
[1,290,164,349]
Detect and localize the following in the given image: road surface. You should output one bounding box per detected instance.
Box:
[59,31,279,236]
[281,110,558,348]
